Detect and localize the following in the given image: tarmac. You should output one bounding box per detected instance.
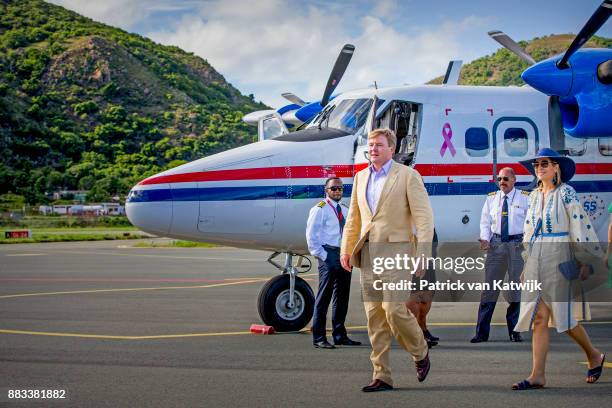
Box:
[0,239,610,407]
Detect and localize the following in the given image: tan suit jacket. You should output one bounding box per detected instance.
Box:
[341,161,434,268]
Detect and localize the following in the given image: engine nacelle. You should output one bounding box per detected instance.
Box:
[521,49,612,138]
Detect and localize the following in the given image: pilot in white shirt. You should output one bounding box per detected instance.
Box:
[306,177,360,349]
[480,185,530,243]
[472,167,529,344]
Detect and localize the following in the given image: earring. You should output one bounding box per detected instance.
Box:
[552,173,558,185]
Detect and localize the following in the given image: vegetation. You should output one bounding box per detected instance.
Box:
[0,229,146,244]
[0,213,133,228]
[1,1,610,208]
[428,34,611,85]
[0,0,266,205]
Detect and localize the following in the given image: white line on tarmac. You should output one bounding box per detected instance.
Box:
[4,253,46,257]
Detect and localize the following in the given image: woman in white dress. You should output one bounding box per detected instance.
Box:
[512,148,605,390]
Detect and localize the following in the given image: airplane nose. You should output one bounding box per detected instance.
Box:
[125,185,172,236]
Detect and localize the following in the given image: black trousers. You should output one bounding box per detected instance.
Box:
[475,235,523,338]
[312,246,352,343]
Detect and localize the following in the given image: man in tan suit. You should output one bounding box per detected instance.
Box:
[340,128,434,392]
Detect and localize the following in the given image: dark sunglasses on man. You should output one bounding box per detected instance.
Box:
[327,186,343,192]
[497,176,512,182]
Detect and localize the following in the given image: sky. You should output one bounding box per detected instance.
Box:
[49,0,612,108]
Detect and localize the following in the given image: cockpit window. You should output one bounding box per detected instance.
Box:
[314,98,373,133]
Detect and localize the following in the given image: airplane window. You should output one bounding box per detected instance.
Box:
[262,118,284,139]
[503,128,528,157]
[465,127,489,157]
[598,137,612,156]
[565,132,587,156]
[324,98,373,133]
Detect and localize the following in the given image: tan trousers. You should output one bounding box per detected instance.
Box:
[361,244,428,385]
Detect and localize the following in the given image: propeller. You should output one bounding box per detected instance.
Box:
[487,31,535,65]
[281,92,306,106]
[557,0,612,69]
[321,44,355,107]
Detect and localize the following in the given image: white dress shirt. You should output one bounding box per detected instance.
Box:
[479,187,530,241]
[306,198,347,261]
[366,159,393,213]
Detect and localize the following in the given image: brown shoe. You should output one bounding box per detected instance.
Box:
[361,379,393,392]
[415,352,431,382]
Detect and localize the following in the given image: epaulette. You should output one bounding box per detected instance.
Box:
[521,190,530,195]
[488,191,496,196]
[340,202,348,208]
[316,201,326,208]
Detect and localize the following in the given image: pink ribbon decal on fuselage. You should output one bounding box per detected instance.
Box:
[440,122,456,157]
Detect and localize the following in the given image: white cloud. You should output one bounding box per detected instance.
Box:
[49,0,147,29]
[50,0,493,108]
[48,0,200,29]
[372,0,399,20]
[149,1,491,107]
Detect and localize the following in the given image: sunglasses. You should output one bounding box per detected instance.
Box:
[327,186,344,192]
[497,176,512,182]
[533,160,557,169]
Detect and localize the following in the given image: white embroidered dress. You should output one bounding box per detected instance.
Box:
[515,183,603,333]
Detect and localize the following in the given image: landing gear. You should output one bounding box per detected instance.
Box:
[257,252,315,332]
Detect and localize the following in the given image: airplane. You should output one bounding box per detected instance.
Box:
[126,1,612,332]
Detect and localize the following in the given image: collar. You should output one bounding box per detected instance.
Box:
[369,159,393,175]
[326,197,342,206]
[500,188,516,200]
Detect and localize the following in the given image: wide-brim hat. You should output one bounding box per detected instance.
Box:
[519,148,576,182]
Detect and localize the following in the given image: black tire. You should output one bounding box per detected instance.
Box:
[257,274,315,332]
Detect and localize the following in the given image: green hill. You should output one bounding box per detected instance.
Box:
[428,34,611,85]
[1,1,611,206]
[0,0,266,204]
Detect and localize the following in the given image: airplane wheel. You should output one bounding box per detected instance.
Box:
[257,274,314,332]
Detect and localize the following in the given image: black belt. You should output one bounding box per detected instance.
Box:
[493,233,523,240]
[322,244,340,251]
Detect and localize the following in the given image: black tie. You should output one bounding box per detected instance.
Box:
[336,203,345,235]
[501,195,509,242]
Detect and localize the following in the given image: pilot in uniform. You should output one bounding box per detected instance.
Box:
[306,177,361,349]
[471,167,529,343]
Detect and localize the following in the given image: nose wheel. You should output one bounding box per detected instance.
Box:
[257,252,315,332]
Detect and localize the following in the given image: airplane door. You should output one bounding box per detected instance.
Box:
[197,157,276,234]
[492,117,540,176]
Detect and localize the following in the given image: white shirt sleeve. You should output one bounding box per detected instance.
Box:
[480,196,493,241]
[306,206,327,261]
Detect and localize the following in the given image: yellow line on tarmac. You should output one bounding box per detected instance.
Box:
[2,321,612,340]
[579,361,612,368]
[0,278,268,300]
[0,329,254,340]
[343,321,612,330]
[0,329,143,340]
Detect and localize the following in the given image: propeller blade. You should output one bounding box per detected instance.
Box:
[321,44,355,107]
[488,30,536,65]
[548,96,566,152]
[281,92,306,106]
[557,0,612,69]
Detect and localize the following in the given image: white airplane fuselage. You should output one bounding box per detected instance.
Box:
[126,85,612,252]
